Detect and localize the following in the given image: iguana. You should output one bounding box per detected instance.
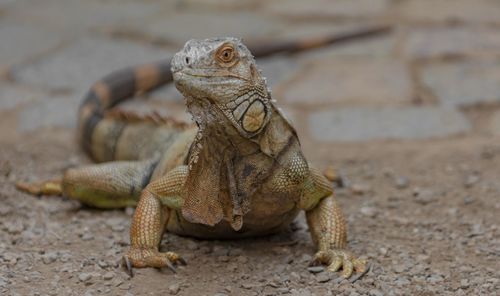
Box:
[16,33,379,278]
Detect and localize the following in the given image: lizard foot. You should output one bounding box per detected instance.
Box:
[123,248,186,276]
[310,249,367,279]
[16,179,62,196]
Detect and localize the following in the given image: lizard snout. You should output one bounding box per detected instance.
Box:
[171,51,191,73]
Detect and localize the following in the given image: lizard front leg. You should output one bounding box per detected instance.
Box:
[124,165,188,273]
[301,168,366,278]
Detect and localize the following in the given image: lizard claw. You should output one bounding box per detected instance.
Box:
[123,248,186,275]
[164,259,177,273]
[310,249,367,279]
[177,256,187,265]
[348,262,371,283]
[122,255,134,277]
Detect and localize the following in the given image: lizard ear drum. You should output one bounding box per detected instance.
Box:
[242,100,266,133]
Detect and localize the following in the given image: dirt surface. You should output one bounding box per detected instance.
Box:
[1,129,499,295]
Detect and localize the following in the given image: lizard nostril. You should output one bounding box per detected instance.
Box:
[185,57,190,65]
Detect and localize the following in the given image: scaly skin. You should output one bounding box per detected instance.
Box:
[16,34,374,278]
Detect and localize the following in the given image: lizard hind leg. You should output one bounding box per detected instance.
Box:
[61,159,159,209]
[16,159,159,209]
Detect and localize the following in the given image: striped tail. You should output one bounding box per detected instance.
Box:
[78,60,172,158]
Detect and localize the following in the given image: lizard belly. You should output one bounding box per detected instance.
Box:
[166,191,300,239]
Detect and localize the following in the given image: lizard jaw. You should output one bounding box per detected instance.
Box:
[173,68,248,82]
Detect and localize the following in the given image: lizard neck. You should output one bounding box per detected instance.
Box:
[254,103,299,158]
[186,93,297,161]
[185,96,254,168]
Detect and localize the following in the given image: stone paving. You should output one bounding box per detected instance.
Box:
[1,0,500,142]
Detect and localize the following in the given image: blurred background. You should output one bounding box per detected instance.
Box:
[1,1,499,295]
[2,0,499,143]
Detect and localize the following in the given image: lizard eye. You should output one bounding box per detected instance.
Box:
[216,44,237,65]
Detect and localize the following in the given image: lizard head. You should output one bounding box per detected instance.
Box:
[171,37,271,138]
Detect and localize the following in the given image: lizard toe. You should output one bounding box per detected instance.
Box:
[16,179,62,196]
[327,255,343,272]
[311,249,368,280]
[124,248,185,273]
[309,250,330,266]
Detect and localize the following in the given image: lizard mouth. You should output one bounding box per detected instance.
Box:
[174,69,249,81]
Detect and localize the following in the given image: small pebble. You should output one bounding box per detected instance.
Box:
[360,206,378,218]
[241,283,253,289]
[427,274,444,283]
[103,272,114,280]
[469,223,483,237]
[5,221,24,234]
[186,240,199,251]
[460,279,469,289]
[111,224,125,232]
[393,265,405,273]
[395,277,410,286]
[351,183,370,195]
[0,205,12,216]
[463,196,475,205]
[228,248,243,256]
[307,266,325,274]
[300,254,312,263]
[42,252,58,264]
[413,188,437,205]
[464,174,480,188]
[168,283,180,295]
[369,289,383,296]
[81,233,94,241]
[236,256,248,264]
[395,176,409,189]
[290,272,301,281]
[316,272,331,283]
[212,246,228,256]
[78,273,92,283]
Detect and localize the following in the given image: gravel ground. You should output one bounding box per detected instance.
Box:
[1,131,499,295]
